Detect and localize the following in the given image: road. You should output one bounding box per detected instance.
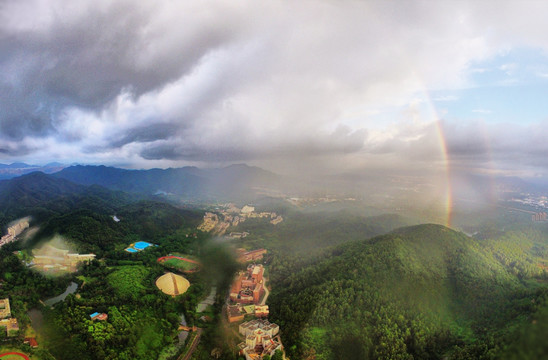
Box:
[260,277,270,305]
[178,328,203,360]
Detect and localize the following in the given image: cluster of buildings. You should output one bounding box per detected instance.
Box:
[0,218,29,248]
[198,204,283,235]
[33,245,96,272]
[237,248,267,263]
[198,211,244,235]
[228,264,270,323]
[0,298,19,337]
[230,264,265,304]
[237,319,283,360]
[228,304,270,323]
[225,251,283,358]
[198,212,220,232]
[532,212,547,222]
[241,206,283,225]
[511,195,548,209]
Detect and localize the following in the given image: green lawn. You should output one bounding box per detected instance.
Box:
[162,258,198,271]
[106,265,151,299]
[160,254,200,272]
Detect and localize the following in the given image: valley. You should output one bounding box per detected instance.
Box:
[0,169,547,359]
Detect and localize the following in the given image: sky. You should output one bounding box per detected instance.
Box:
[1,0,548,179]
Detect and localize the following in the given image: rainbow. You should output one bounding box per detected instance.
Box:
[434,119,453,228]
[427,96,496,229]
[417,88,453,228]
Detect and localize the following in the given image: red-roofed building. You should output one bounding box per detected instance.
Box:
[90,312,108,321]
[24,337,38,348]
[230,265,265,305]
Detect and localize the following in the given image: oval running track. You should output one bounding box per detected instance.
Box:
[0,353,31,360]
[157,256,200,265]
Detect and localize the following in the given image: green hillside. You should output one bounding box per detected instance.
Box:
[268,224,548,360]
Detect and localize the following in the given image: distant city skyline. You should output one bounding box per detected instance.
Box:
[1,1,548,179]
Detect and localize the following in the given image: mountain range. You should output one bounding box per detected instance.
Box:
[0,162,67,179]
[1,161,548,206]
[53,163,280,201]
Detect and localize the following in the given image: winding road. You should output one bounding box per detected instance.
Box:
[260,277,270,305]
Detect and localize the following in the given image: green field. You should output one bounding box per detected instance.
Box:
[159,254,200,272]
[163,258,198,271]
[106,265,151,299]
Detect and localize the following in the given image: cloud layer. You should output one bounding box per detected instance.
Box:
[0,0,547,177]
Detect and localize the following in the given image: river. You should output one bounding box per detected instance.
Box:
[44,281,78,306]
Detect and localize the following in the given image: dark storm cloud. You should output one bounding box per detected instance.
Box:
[1,2,237,107]
[0,0,242,145]
[2,0,548,177]
[0,84,55,140]
[437,119,548,175]
[108,122,181,148]
[139,125,367,162]
[0,143,32,156]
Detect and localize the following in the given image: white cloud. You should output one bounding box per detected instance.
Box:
[1,0,548,176]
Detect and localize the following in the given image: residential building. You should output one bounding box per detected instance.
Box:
[237,320,282,360]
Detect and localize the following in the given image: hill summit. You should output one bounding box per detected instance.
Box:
[268,223,527,359]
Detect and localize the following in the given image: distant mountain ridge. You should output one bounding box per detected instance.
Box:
[0,162,67,179]
[53,163,281,201]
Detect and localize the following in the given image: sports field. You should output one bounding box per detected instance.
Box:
[0,352,31,360]
[157,255,201,273]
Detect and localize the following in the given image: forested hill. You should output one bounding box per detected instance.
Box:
[0,171,137,227]
[268,224,548,360]
[0,172,203,255]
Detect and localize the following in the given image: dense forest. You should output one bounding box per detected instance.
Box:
[264,224,548,359]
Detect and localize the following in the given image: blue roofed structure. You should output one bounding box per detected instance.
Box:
[124,241,156,253]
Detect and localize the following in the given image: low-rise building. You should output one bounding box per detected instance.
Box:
[255,305,269,318]
[228,305,244,323]
[0,298,11,319]
[241,206,255,215]
[90,312,108,321]
[33,245,95,272]
[0,218,30,248]
[237,320,282,360]
[237,248,267,263]
[24,337,39,348]
[0,317,19,336]
[0,299,18,337]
